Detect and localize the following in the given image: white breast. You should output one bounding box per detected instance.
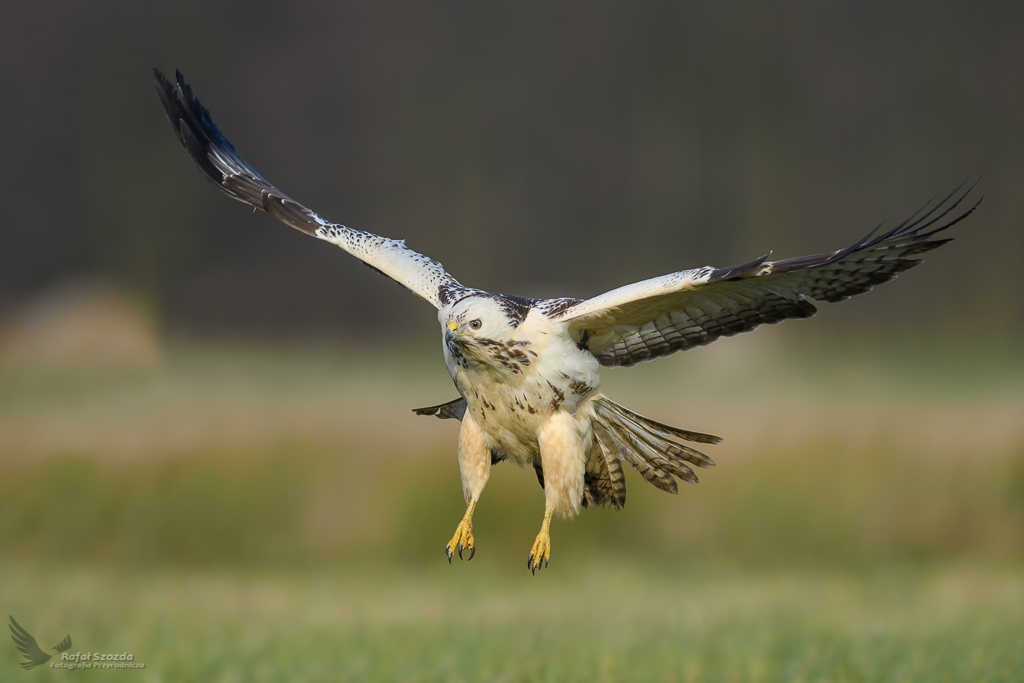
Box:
[447,309,600,466]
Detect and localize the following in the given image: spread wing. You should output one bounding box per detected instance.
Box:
[153,69,469,309]
[554,183,981,367]
[9,616,51,670]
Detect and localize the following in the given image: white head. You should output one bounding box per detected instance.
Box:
[440,294,531,370]
[444,296,517,337]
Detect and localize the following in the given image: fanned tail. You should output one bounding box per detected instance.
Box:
[590,395,719,497]
[582,424,628,509]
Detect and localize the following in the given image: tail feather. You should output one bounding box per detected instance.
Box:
[582,427,627,509]
[595,401,716,469]
[591,395,720,496]
[605,419,696,485]
[597,421,679,494]
[597,397,723,445]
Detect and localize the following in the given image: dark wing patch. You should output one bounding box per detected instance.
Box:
[492,293,537,326]
[439,284,488,308]
[536,297,584,317]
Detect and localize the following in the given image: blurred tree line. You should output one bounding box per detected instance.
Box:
[0,0,1020,343]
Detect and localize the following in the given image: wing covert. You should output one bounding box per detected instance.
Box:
[554,183,981,367]
[154,69,467,309]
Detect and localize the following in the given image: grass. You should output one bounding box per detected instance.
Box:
[2,563,1022,681]
[1,338,1023,680]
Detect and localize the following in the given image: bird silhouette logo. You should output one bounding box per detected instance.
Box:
[8,616,72,670]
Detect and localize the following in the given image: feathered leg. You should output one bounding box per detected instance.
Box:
[529,412,586,573]
[446,411,490,562]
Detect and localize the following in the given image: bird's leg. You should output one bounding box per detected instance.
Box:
[446,411,490,562]
[529,412,586,573]
[528,507,554,574]
[446,498,477,562]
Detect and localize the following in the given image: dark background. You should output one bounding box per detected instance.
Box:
[1,0,1020,343]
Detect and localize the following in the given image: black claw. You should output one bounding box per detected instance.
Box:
[527,552,534,570]
[445,544,453,564]
[545,557,549,569]
[458,542,464,560]
[468,546,476,561]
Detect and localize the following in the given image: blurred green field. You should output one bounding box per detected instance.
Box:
[1,338,1023,680]
[2,564,1022,681]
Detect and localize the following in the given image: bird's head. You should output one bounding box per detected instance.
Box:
[442,296,516,350]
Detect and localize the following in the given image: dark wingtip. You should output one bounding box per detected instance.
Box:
[152,68,264,203]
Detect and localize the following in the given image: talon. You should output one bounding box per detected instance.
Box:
[446,506,476,564]
[468,546,475,561]
[527,537,551,574]
[527,507,554,574]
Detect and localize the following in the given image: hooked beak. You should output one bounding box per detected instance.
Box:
[445,320,460,344]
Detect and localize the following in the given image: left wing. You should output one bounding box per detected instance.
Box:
[554,183,981,367]
[154,69,469,309]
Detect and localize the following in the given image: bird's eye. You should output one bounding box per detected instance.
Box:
[469,319,482,330]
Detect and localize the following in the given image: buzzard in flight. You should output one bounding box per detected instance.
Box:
[154,69,979,572]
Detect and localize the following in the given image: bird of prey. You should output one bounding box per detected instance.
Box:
[9,616,72,670]
[154,69,980,573]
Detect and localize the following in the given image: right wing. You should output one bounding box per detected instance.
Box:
[154,69,469,309]
[554,183,980,367]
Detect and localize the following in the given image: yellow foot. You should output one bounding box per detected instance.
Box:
[527,507,554,574]
[445,500,477,562]
[527,531,551,574]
